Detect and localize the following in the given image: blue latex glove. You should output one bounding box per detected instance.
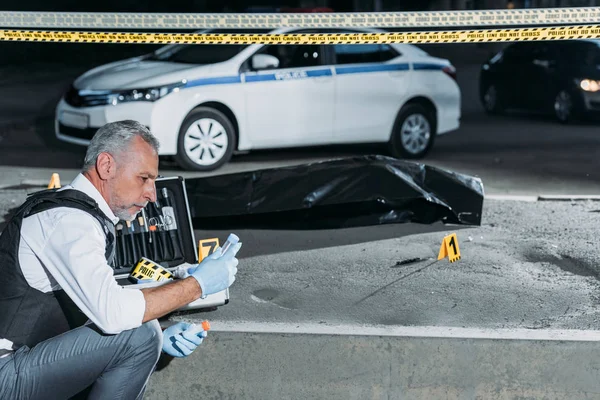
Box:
[189,242,242,298]
[162,321,208,358]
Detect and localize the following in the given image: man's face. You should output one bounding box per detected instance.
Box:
[107,136,159,221]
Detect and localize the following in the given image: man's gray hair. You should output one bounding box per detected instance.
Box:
[82,120,160,171]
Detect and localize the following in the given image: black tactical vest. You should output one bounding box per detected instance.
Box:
[0,188,115,348]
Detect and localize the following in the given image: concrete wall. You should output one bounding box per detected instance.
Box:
[145,328,600,400]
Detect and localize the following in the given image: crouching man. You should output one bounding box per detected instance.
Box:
[0,120,240,399]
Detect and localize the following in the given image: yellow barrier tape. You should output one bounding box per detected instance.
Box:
[1,8,600,29]
[1,26,600,44]
[130,257,173,282]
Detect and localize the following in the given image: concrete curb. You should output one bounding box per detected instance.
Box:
[486,194,600,202]
[485,194,539,202]
[0,180,52,190]
[538,194,600,201]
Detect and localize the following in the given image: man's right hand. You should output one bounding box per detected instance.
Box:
[189,243,242,298]
[140,242,242,323]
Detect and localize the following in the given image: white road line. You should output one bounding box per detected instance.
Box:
[538,194,600,201]
[486,194,600,201]
[171,320,600,341]
[485,194,539,202]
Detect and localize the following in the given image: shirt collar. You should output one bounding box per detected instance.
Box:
[65,173,120,225]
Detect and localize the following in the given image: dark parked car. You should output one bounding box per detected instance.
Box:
[479,40,600,123]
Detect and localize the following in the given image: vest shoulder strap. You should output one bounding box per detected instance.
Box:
[17,188,115,261]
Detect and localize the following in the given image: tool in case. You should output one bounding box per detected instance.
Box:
[112,176,229,311]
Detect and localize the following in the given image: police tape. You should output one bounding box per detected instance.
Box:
[1,25,599,44]
[1,7,600,29]
[130,257,174,282]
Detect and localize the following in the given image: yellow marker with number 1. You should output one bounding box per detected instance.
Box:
[437,233,461,263]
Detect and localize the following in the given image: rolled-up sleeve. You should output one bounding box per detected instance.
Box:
[22,210,146,334]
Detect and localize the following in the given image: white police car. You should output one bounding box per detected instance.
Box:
[55,28,461,171]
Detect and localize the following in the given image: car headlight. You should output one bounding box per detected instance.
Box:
[110,80,186,105]
[579,79,600,92]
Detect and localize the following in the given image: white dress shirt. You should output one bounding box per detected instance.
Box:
[0,174,146,356]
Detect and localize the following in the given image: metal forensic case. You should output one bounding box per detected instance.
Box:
[113,176,229,311]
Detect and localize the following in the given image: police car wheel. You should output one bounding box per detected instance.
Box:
[388,104,436,160]
[175,107,236,171]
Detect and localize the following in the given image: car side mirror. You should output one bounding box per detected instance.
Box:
[251,54,280,70]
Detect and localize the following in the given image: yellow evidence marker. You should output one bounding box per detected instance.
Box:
[47,173,61,189]
[198,238,220,262]
[437,233,461,263]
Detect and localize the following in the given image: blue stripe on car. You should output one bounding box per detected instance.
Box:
[245,67,333,83]
[183,62,445,89]
[335,63,410,74]
[306,69,333,77]
[244,74,276,83]
[413,63,446,70]
[185,75,242,88]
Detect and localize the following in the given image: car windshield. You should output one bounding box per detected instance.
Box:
[148,29,271,65]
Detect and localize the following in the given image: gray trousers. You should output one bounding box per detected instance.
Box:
[0,320,163,400]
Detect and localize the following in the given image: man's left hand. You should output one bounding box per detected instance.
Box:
[162,321,207,358]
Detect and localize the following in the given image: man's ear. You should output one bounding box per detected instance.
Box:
[96,152,116,180]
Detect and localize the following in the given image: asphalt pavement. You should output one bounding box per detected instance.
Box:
[181,198,600,331]
[1,185,599,331]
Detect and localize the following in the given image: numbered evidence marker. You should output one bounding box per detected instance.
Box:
[437,233,461,263]
[198,238,220,262]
